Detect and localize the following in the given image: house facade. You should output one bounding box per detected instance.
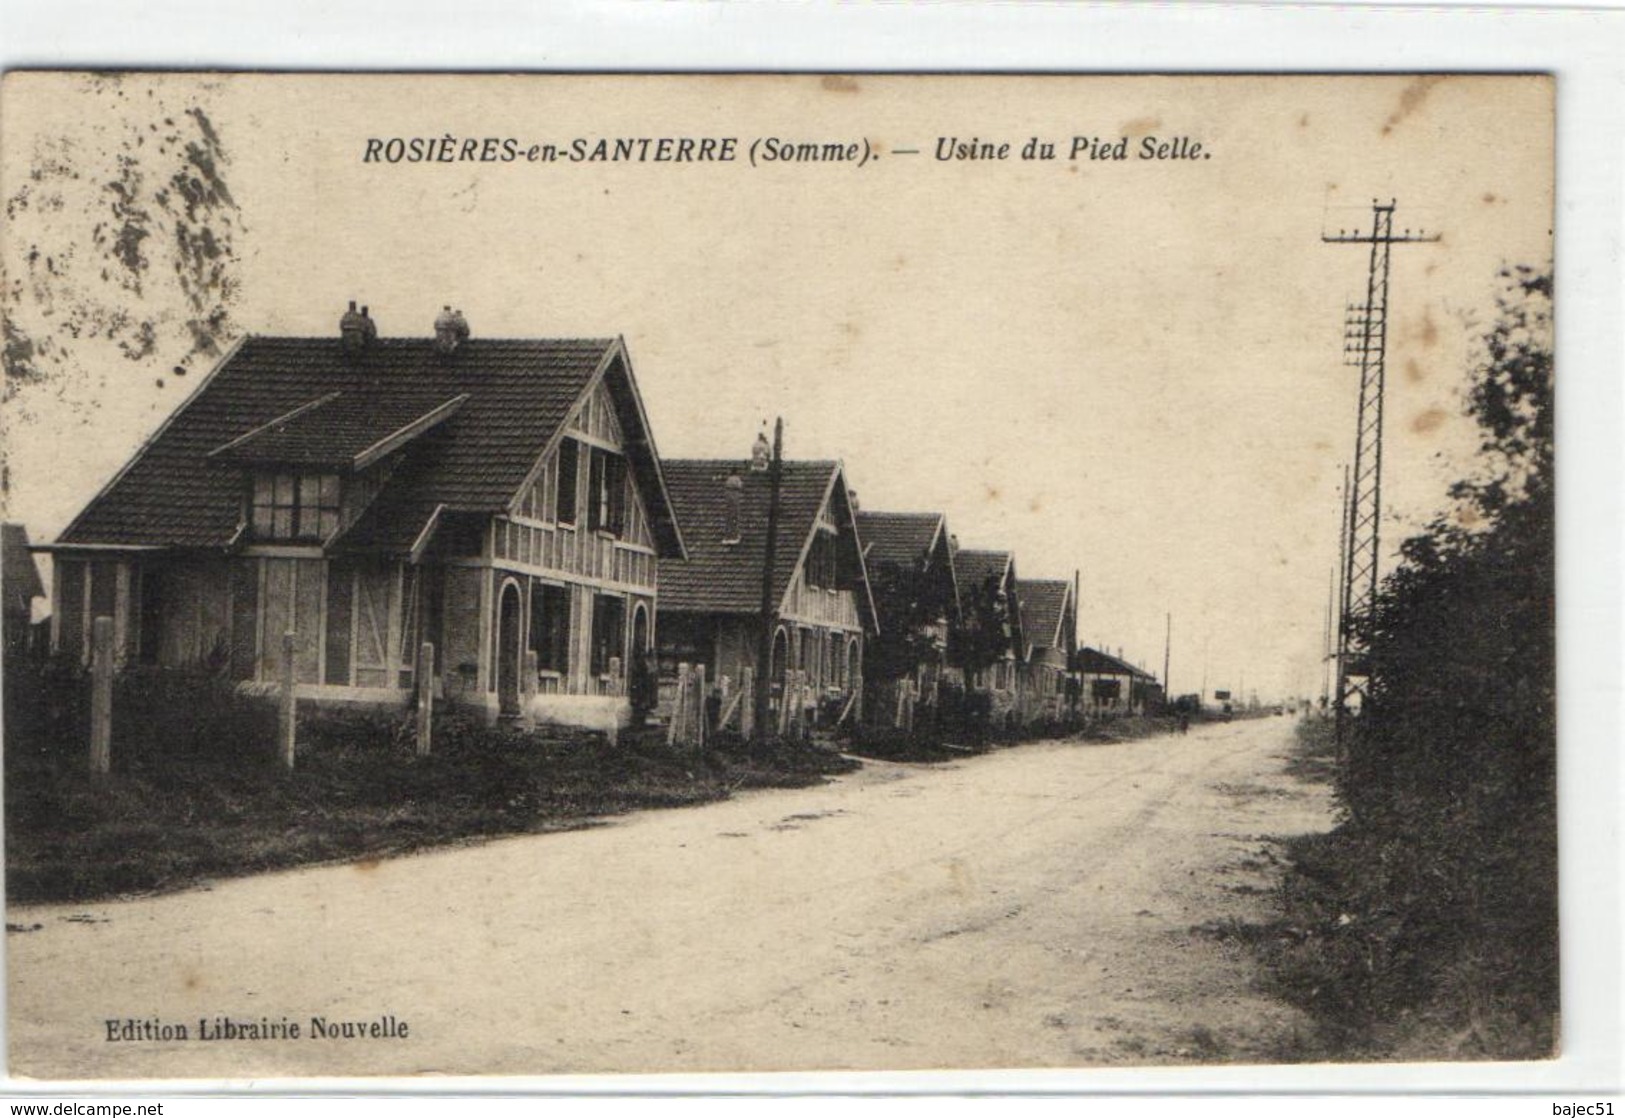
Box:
[954,548,1027,727]
[855,510,962,732]
[657,455,876,734]
[1015,577,1078,725]
[43,304,685,729]
[1075,646,1157,717]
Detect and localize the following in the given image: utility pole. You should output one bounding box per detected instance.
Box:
[1323,200,1439,745]
[1321,564,1335,706]
[1162,612,1171,701]
[753,418,785,742]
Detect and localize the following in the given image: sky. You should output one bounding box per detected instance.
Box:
[1,73,1554,702]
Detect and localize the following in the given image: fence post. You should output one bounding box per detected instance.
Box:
[740,667,755,739]
[416,641,435,757]
[522,649,539,727]
[279,631,297,770]
[668,662,689,747]
[89,615,114,777]
[694,664,708,752]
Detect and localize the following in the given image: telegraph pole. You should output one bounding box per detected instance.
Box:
[1162,613,1171,703]
[753,417,785,742]
[1323,200,1439,744]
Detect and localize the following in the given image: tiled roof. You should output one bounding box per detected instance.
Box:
[3,523,45,613]
[58,335,683,556]
[856,511,942,570]
[1016,578,1071,650]
[857,510,959,628]
[1076,647,1156,680]
[658,459,838,616]
[955,549,1011,591]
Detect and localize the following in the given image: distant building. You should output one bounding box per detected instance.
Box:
[1074,646,1158,717]
[41,303,686,729]
[1015,577,1078,724]
[856,510,962,730]
[955,548,1027,726]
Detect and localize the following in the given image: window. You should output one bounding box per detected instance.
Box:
[806,530,838,590]
[252,472,339,540]
[530,582,570,674]
[591,594,625,677]
[556,440,580,525]
[587,447,627,535]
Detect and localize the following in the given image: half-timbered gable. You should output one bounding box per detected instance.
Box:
[43,304,684,731]
[657,457,877,734]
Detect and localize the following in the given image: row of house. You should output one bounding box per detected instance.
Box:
[34,306,1156,738]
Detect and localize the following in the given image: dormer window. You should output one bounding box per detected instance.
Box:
[252,471,340,540]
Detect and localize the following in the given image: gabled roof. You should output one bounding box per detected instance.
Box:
[1075,646,1157,680]
[955,548,1013,591]
[1016,578,1072,652]
[659,459,875,630]
[56,334,684,557]
[956,547,1025,659]
[857,511,944,570]
[857,510,960,625]
[3,523,45,614]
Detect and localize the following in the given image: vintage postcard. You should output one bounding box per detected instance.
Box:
[1,73,1555,1080]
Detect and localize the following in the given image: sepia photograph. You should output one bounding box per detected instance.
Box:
[0,71,1563,1081]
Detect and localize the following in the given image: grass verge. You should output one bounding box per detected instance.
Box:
[1217,716,1557,1063]
[5,706,858,906]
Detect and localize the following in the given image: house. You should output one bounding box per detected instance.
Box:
[855,510,963,731]
[657,452,877,734]
[3,522,46,656]
[953,548,1027,727]
[41,303,685,729]
[1075,646,1158,716]
[1015,577,1078,725]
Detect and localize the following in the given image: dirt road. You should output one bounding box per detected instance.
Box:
[8,716,1332,1078]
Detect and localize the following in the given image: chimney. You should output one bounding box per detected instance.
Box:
[339,300,370,355]
[434,305,470,355]
[847,488,860,513]
[722,475,744,544]
[749,428,771,472]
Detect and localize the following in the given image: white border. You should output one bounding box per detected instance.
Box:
[1,0,1620,1101]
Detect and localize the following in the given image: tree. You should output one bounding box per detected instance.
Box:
[1339,265,1555,1055]
[2,75,244,503]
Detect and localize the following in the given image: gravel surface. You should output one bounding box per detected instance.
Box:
[7,716,1332,1079]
